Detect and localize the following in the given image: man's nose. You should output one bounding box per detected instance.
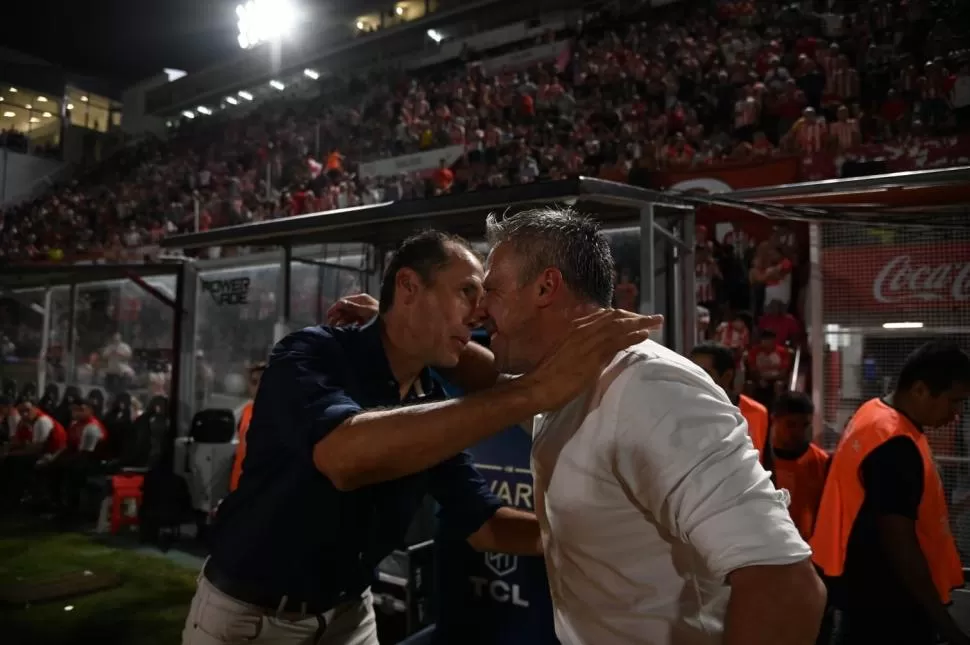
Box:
[466,299,488,328]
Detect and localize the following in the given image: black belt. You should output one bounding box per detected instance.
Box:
[203,561,343,617]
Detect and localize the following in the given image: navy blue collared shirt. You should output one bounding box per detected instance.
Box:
[210,319,503,605]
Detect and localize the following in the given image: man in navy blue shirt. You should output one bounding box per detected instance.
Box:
[182,230,656,645]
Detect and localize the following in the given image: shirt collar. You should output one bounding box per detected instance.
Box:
[357,316,435,400]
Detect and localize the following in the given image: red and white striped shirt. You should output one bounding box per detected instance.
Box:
[828,68,858,100]
[794,118,828,153]
[695,259,716,303]
[830,119,860,150]
[715,320,750,352]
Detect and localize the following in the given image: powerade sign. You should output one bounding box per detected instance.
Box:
[432,375,558,645]
[201,277,250,306]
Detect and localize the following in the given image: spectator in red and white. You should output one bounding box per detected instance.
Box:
[758,299,803,348]
[750,239,794,313]
[745,328,792,406]
[695,242,721,313]
[714,310,751,358]
[786,106,828,154]
[830,104,862,151]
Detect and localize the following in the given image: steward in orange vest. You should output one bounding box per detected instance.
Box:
[763,391,828,541]
[811,341,970,645]
[690,342,769,457]
[229,362,267,493]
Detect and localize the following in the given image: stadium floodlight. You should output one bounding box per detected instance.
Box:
[303,68,319,80]
[67,103,74,110]
[238,90,254,101]
[427,29,444,43]
[269,80,285,91]
[37,96,48,103]
[9,87,16,93]
[81,96,88,102]
[197,106,213,116]
[226,96,239,105]
[237,0,300,50]
[181,110,196,119]
[42,112,52,118]
[2,111,14,118]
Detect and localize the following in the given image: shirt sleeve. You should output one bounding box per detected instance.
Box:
[860,436,924,520]
[429,451,504,541]
[79,423,102,452]
[613,358,811,581]
[259,329,363,459]
[32,416,53,444]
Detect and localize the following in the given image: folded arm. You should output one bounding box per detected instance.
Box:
[614,362,824,645]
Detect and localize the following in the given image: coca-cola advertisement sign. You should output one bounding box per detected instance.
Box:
[822,243,970,317]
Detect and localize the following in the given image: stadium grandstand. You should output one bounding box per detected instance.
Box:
[1,0,970,643]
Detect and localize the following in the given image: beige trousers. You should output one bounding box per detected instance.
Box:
[181,572,380,645]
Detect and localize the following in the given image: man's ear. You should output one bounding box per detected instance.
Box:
[535,267,565,307]
[395,267,423,306]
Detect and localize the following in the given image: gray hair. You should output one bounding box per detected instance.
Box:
[485,207,615,307]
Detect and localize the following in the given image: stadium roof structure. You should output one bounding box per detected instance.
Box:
[159,167,970,252]
[0,263,182,292]
[159,177,696,251]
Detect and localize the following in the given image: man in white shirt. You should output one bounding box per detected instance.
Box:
[479,208,824,645]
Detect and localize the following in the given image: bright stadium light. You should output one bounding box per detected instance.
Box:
[427,29,444,43]
[238,90,254,101]
[237,0,300,50]
[182,110,196,119]
[303,68,319,80]
[197,106,213,115]
[269,79,285,91]
[226,96,239,105]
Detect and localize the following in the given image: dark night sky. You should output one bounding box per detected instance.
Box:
[4,0,241,85]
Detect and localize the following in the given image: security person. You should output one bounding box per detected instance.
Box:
[690,341,771,457]
[228,361,267,492]
[182,230,656,645]
[812,341,970,645]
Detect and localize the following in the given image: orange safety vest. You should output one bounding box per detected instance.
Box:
[774,443,829,541]
[739,394,769,457]
[810,398,964,603]
[229,401,254,492]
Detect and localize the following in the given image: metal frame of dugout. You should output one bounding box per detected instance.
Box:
[160,175,700,377]
[0,262,187,447]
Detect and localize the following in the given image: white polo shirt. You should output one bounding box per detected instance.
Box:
[531,339,810,645]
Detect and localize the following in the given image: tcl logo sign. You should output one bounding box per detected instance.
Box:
[873,255,970,304]
[822,243,970,313]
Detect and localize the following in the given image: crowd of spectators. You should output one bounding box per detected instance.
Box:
[0,0,966,268]
[0,0,968,405]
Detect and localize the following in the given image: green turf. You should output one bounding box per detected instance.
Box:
[0,518,197,645]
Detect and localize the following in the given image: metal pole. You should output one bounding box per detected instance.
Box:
[665,231,681,352]
[172,263,199,441]
[638,204,656,315]
[809,223,825,444]
[38,288,53,397]
[681,209,697,354]
[274,245,293,343]
[65,283,77,388]
[194,197,201,233]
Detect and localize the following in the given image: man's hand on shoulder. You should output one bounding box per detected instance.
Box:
[327,293,379,326]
